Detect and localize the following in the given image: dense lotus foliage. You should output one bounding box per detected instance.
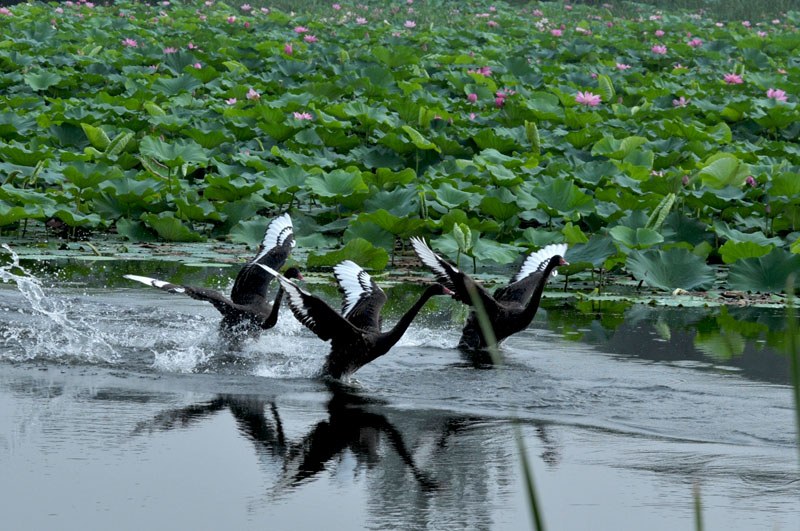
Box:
[0,0,799,293]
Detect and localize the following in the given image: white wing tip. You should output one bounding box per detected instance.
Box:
[123,274,184,293]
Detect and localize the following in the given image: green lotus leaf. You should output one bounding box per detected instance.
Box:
[520,228,564,247]
[433,182,474,209]
[471,238,518,265]
[141,212,204,242]
[307,169,368,198]
[53,209,104,228]
[0,202,30,226]
[565,235,618,268]
[609,226,664,250]
[727,248,800,293]
[532,178,593,216]
[152,75,204,96]
[343,221,394,252]
[307,238,388,271]
[697,153,750,189]
[626,248,716,291]
[23,71,61,91]
[229,216,271,248]
[713,221,782,246]
[480,193,520,221]
[768,173,800,197]
[401,126,441,152]
[363,187,418,218]
[719,240,773,264]
[360,209,425,237]
[140,137,208,168]
[116,218,158,242]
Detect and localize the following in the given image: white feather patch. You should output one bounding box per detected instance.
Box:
[123,274,185,293]
[512,243,568,282]
[254,213,295,263]
[333,260,377,318]
[258,265,310,320]
[410,236,454,278]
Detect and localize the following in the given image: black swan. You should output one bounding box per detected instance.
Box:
[123,213,301,341]
[410,237,568,351]
[260,261,453,379]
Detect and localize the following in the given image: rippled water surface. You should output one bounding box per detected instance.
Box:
[1,253,798,530]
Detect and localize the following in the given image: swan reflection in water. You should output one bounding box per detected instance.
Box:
[131,381,440,492]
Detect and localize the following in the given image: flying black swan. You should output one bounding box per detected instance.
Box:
[260,260,454,379]
[123,213,301,341]
[410,237,568,351]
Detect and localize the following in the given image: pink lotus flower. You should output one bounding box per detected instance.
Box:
[757,31,767,38]
[244,21,250,28]
[745,176,756,186]
[616,62,631,70]
[246,88,260,100]
[293,111,313,120]
[356,17,367,24]
[651,44,667,54]
[672,96,690,108]
[742,20,751,27]
[655,29,664,36]
[55,7,63,13]
[240,3,251,10]
[227,15,236,23]
[550,29,562,37]
[226,98,237,105]
[723,73,743,84]
[304,35,317,43]
[467,93,477,103]
[766,88,787,101]
[469,112,477,120]
[294,26,308,33]
[122,38,138,47]
[193,62,202,69]
[163,47,177,54]
[777,68,787,74]
[404,20,416,28]
[495,97,505,108]
[688,37,702,48]
[488,20,498,27]
[532,9,543,16]
[284,43,293,55]
[332,3,341,9]
[575,91,601,106]
[188,42,197,49]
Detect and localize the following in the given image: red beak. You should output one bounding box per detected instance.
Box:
[559,258,569,266]
[443,287,454,295]
[296,272,304,280]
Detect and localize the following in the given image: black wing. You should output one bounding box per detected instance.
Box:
[261,265,361,343]
[123,274,237,316]
[409,236,497,311]
[333,260,387,332]
[231,213,295,306]
[494,243,568,303]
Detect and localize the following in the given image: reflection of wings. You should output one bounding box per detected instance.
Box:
[273,386,437,492]
[131,395,288,458]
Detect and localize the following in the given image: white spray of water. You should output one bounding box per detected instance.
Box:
[0,244,117,363]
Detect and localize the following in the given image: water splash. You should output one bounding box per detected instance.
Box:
[0,244,117,363]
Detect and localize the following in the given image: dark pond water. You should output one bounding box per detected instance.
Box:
[1,252,798,530]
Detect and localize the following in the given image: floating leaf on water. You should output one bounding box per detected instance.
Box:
[307,238,389,271]
[727,248,800,293]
